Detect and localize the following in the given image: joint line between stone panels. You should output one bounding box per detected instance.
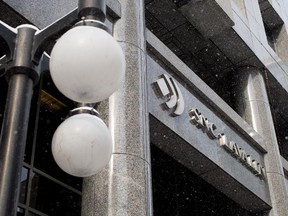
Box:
[117,40,146,54]
[208,40,235,67]
[112,152,151,165]
[198,168,219,177]
[146,30,269,153]
[232,6,288,76]
[265,171,285,177]
[241,99,270,105]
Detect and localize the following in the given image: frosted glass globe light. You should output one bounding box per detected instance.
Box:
[49,25,125,103]
[51,112,113,177]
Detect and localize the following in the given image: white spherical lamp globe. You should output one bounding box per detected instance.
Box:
[51,111,113,177]
[49,25,125,103]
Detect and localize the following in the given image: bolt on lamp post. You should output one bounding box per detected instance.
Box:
[0,0,125,215]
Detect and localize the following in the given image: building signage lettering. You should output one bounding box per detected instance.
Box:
[155,74,184,116]
[218,134,265,177]
[155,74,265,179]
[189,108,218,139]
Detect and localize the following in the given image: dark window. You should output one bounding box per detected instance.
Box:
[30,173,81,216]
[16,71,82,215]
[151,144,261,216]
[0,30,82,216]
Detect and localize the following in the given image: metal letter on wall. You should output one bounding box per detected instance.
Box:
[155,74,184,116]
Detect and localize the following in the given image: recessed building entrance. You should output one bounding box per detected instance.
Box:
[150,115,268,216]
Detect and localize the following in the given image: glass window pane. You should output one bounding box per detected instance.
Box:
[34,72,82,190]
[24,84,41,164]
[27,212,39,216]
[151,144,256,216]
[17,207,25,216]
[19,167,29,204]
[30,173,81,216]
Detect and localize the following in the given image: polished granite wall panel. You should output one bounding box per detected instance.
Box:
[147,29,267,152]
[82,0,153,215]
[232,0,288,93]
[4,0,77,28]
[3,0,121,29]
[230,1,253,50]
[179,0,234,38]
[246,3,268,46]
[234,67,288,216]
[82,154,150,215]
[230,0,288,95]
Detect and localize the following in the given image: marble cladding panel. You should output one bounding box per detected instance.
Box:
[283,1,288,26]
[244,0,263,24]
[243,0,257,21]
[210,28,254,65]
[252,0,266,23]
[234,72,285,175]
[251,35,270,62]
[3,0,121,29]
[147,54,270,207]
[286,174,288,194]
[109,43,148,159]
[82,154,150,216]
[145,0,187,32]
[265,172,288,215]
[235,68,269,103]
[247,27,288,87]
[231,3,253,50]
[4,0,77,28]
[146,30,266,151]
[171,23,209,54]
[236,100,279,146]
[240,0,288,92]
[245,3,268,46]
[81,164,110,215]
[179,0,234,38]
[114,0,145,50]
[215,0,234,21]
[231,0,247,16]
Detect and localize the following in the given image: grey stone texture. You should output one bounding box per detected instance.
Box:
[147,53,270,212]
[146,32,271,212]
[82,154,150,215]
[231,0,288,96]
[82,0,153,216]
[4,0,78,28]
[3,0,121,29]
[3,0,288,215]
[234,67,288,216]
[179,0,234,38]
[146,30,267,153]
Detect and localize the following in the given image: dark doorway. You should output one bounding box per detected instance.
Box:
[151,144,262,216]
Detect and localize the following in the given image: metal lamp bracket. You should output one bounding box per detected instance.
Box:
[0,0,108,84]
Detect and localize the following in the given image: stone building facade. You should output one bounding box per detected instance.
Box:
[1,0,288,215]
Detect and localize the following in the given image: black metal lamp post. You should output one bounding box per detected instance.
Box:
[0,1,125,215]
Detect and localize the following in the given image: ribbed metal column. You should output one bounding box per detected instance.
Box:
[81,0,152,215]
[234,66,288,216]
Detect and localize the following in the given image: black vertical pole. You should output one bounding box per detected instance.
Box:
[78,0,106,21]
[0,25,38,216]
